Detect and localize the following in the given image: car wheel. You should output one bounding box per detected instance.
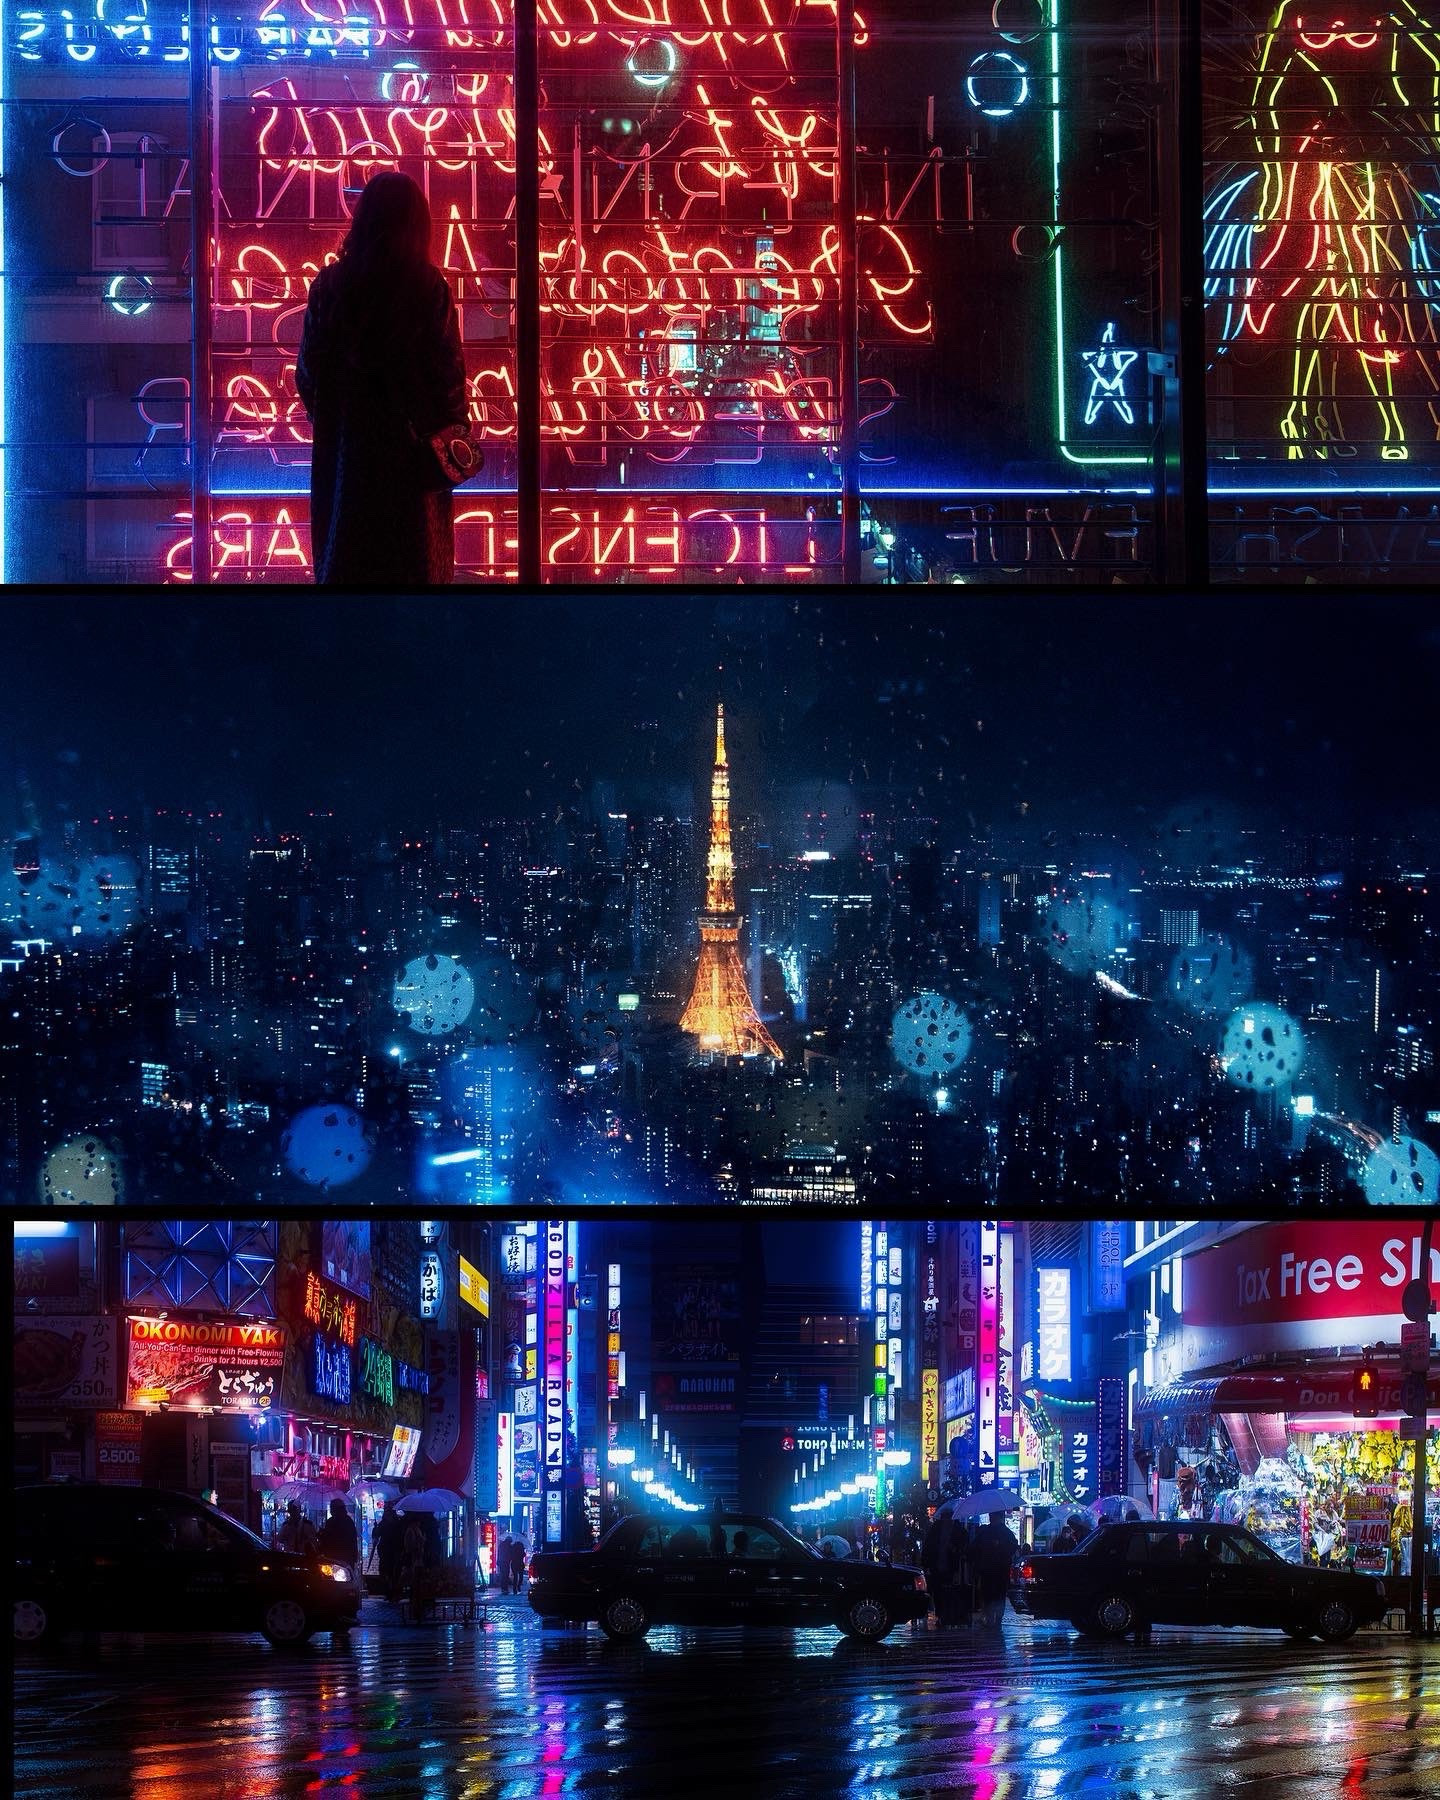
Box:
[1091,1594,1138,1638]
[261,1598,314,1647]
[14,1598,53,1647]
[1314,1600,1356,1643]
[597,1595,649,1640]
[840,1596,894,1642]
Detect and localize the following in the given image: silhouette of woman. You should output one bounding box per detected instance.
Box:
[298,171,469,585]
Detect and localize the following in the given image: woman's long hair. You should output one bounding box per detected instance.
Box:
[339,171,433,278]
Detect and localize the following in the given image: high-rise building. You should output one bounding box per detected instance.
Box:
[746,1151,857,1205]
[680,706,780,1060]
[1161,909,1200,948]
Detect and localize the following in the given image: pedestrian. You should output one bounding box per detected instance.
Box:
[1312,1514,1337,1568]
[509,1536,528,1595]
[921,1509,955,1628]
[951,1522,974,1626]
[319,1498,359,1572]
[401,1513,435,1620]
[296,170,471,587]
[973,1511,1020,1629]
[496,1530,512,1594]
[422,1513,444,1572]
[376,1500,406,1601]
[278,1500,318,1557]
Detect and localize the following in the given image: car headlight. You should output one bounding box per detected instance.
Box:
[318,1562,352,1583]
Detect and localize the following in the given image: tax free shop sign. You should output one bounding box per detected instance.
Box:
[1180,1223,1440,1366]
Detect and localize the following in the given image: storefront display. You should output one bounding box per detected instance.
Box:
[1142,1393,1438,1567]
[1138,1219,1438,1571]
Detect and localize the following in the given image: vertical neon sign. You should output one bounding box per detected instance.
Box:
[1052,0,1149,469]
[997,1227,1014,1456]
[496,1410,513,1518]
[887,1231,903,1395]
[564,1219,578,1455]
[1036,1267,1073,1381]
[978,1221,999,1482]
[543,1218,565,1545]
[606,1261,621,1408]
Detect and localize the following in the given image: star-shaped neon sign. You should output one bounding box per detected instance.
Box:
[1080,322,1139,427]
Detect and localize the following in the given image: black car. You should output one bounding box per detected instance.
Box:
[14,1484,361,1648]
[1010,1519,1390,1642]
[529,1513,928,1641]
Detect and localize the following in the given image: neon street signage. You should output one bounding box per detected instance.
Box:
[304,1270,358,1344]
[358,1337,429,1406]
[311,1333,352,1405]
[419,1251,445,1320]
[978,1223,999,1480]
[543,1220,566,1516]
[359,1338,394,1406]
[922,1368,939,1468]
[458,1254,489,1317]
[1036,1267,1073,1383]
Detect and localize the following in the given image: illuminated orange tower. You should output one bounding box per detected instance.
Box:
[680,704,781,1060]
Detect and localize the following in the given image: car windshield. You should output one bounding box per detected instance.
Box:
[760,1518,815,1557]
[219,1512,268,1551]
[1224,1530,1282,1565]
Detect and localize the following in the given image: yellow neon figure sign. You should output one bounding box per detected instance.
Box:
[1208,2,1440,462]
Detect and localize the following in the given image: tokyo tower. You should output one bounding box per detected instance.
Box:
[680,704,781,1060]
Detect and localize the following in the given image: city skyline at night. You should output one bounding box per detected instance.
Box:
[3,595,1437,1207]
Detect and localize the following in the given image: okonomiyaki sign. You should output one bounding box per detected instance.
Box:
[1181,1224,1439,1364]
[125,1316,285,1409]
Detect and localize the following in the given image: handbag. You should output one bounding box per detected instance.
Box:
[421,422,482,488]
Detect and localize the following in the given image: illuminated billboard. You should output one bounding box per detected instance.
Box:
[124,1315,286,1409]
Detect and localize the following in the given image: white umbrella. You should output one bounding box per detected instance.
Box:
[819,1534,853,1559]
[949,1486,1023,1519]
[395,1487,467,1514]
[1090,1493,1153,1523]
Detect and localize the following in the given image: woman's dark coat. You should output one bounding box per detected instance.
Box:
[297,260,468,586]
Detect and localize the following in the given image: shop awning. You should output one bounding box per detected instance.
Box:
[1138,1365,1440,1417]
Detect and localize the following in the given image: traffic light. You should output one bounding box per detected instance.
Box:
[1352,1358,1381,1418]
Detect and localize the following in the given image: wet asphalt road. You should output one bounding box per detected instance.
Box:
[13,1595,1440,1799]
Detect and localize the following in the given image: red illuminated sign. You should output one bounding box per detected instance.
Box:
[304,1271,359,1346]
[163,498,843,580]
[1185,1223,1440,1327]
[125,1316,286,1409]
[116,0,933,580]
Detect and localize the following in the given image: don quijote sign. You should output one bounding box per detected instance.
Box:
[1182,1224,1440,1366]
